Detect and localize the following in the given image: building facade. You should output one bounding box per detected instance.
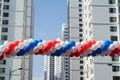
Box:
[44,24,69,80]
[68,0,94,80]
[0,0,34,80]
[82,0,120,80]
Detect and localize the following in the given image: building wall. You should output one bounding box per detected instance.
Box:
[83,0,120,80]
[68,0,94,80]
[0,0,33,80]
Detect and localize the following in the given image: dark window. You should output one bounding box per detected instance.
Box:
[3,12,9,17]
[109,8,116,13]
[80,60,83,64]
[79,14,82,17]
[110,17,117,22]
[80,77,83,80]
[0,60,6,65]
[3,5,9,10]
[79,0,82,2]
[80,72,83,75]
[80,66,83,69]
[80,56,83,58]
[79,29,83,32]
[2,20,9,25]
[79,9,82,12]
[79,19,82,22]
[79,34,83,37]
[79,4,82,7]
[109,0,115,4]
[79,39,83,42]
[112,56,119,61]
[0,68,5,73]
[2,28,8,32]
[119,6,120,13]
[4,0,9,2]
[79,24,83,27]
[110,26,117,32]
[113,76,120,80]
[112,66,120,72]
[111,36,118,41]
[0,77,5,80]
[1,35,8,40]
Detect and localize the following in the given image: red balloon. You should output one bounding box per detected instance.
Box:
[0,54,4,60]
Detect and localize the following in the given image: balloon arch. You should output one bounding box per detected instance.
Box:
[0,38,119,60]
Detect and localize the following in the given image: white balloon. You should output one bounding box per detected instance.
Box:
[4,41,9,46]
[0,45,4,51]
[56,38,61,41]
[42,40,47,44]
[23,40,29,46]
[60,41,65,46]
[18,43,24,49]
[71,47,77,53]
[14,46,20,53]
[65,41,69,44]
[76,42,81,48]
[37,43,43,48]
[91,45,97,50]
[109,44,116,50]
[33,47,39,53]
[81,41,85,45]
[55,43,61,50]
[28,39,33,42]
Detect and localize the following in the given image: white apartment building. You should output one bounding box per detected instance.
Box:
[44,24,70,80]
[68,0,94,80]
[83,0,120,80]
[0,0,34,80]
[44,56,55,80]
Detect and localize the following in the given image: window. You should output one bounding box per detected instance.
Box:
[0,77,5,80]
[109,0,115,4]
[109,8,116,13]
[110,17,117,22]
[3,5,9,10]
[2,28,8,32]
[80,56,83,58]
[2,20,9,25]
[111,36,118,41]
[1,35,8,40]
[0,3,1,9]
[110,26,117,32]
[79,0,82,2]
[3,12,9,17]
[0,68,5,73]
[80,66,83,69]
[79,39,83,42]
[79,34,83,37]
[4,0,9,2]
[79,14,82,17]
[112,66,120,72]
[79,19,82,22]
[80,72,83,75]
[80,60,83,64]
[79,4,82,7]
[112,56,119,61]
[119,6,120,13]
[79,29,83,32]
[0,60,6,65]
[80,77,83,80]
[113,76,120,80]
[79,9,82,12]
[79,24,83,27]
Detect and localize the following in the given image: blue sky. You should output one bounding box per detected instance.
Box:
[33,0,67,80]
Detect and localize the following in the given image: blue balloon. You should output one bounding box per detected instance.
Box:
[0,42,3,46]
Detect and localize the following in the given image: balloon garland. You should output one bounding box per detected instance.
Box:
[0,39,120,60]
